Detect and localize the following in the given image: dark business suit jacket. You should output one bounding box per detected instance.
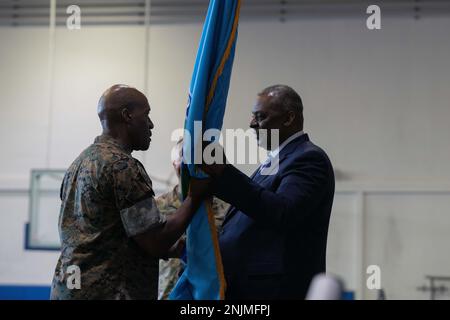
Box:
[215,133,335,300]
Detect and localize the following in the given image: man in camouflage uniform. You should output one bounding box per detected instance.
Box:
[157,138,230,300]
[50,84,210,300]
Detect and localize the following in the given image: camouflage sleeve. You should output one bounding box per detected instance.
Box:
[112,158,166,237]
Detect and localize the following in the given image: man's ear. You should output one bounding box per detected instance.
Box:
[283,111,296,127]
[121,108,132,123]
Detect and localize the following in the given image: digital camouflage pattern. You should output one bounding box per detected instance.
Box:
[156,185,230,300]
[50,134,166,300]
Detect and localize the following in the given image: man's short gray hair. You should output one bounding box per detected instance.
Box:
[258,84,303,116]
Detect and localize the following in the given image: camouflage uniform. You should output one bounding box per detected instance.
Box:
[156,185,230,300]
[156,185,183,300]
[50,134,166,300]
[210,196,229,232]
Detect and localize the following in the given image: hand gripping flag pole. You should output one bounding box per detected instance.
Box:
[169,0,241,300]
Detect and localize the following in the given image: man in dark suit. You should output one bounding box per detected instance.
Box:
[202,85,335,299]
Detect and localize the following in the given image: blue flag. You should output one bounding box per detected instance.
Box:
[169,0,241,300]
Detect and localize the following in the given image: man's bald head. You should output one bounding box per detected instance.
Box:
[97,84,154,152]
[98,84,148,123]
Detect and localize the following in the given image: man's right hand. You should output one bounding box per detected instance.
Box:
[189,177,212,201]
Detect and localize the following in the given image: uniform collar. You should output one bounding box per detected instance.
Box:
[94,134,131,154]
